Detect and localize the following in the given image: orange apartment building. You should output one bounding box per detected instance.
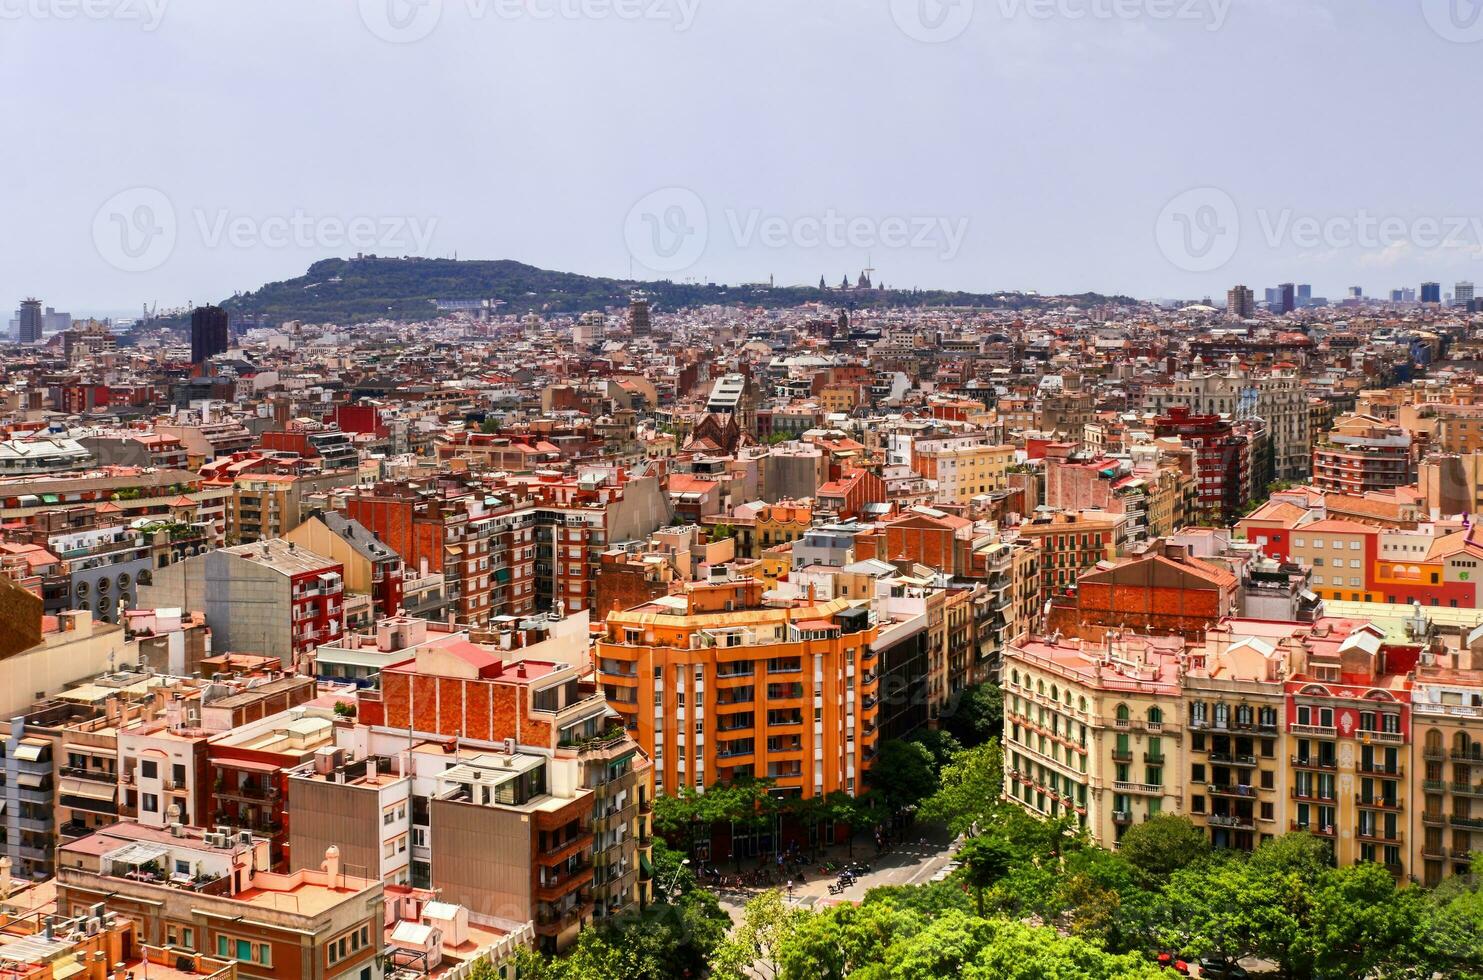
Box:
[594,574,880,800]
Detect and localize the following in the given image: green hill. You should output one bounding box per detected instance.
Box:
[212,256,1131,324]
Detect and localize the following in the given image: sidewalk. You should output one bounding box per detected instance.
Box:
[714,822,960,915]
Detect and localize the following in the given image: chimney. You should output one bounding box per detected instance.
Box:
[322,845,342,888]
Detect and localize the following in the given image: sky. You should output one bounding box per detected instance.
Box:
[3,0,1483,316]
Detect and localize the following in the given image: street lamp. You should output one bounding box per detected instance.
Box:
[663,857,691,897]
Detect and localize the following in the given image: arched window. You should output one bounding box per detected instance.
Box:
[1115,703,1130,722]
[1425,728,1443,752]
[1010,670,1019,688]
[1079,697,1088,713]
[1147,706,1163,725]
[1037,680,1045,696]
[1051,685,1060,703]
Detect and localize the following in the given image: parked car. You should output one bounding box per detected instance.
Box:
[1197,958,1251,979]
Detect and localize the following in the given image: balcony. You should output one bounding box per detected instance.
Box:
[1209,751,1258,767]
[1290,723,1337,737]
[1450,814,1483,830]
[1355,794,1403,811]
[61,766,116,782]
[1207,814,1255,830]
[1208,783,1257,798]
[1113,781,1163,795]
[1355,828,1403,845]
[535,864,595,902]
[1110,749,1133,763]
[1422,844,1450,861]
[1290,787,1337,803]
[1452,782,1483,798]
[1289,822,1336,838]
[1112,810,1133,824]
[1290,754,1337,771]
[1359,763,1404,777]
[1421,810,1446,826]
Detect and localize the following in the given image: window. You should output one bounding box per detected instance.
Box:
[141,760,158,779]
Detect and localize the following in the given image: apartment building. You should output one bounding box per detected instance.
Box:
[336,634,655,948]
[139,539,345,672]
[286,511,405,627]
[344,482,533,627]
[911,442,1016,506]
[1002,633,1186,845]
[595,574,879,800]
[1284,620,1414,877]
[1143,362,1310,482]
[56,823,383,980]
[1412,648,1483,886]
[1181,622,1293,851]
[1312,414,1415,494]
[1010,510,1121,601]
[1150,408,1252,522]
[207,707,340,867]
[496,469,670,616]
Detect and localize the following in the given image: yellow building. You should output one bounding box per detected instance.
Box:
[913,443,1016,506]
[1003,633,1186,846]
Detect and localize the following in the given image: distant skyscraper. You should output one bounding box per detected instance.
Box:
[17,299,42,344]
[1277,283,1296,314]
[1297,284,1312,305]
[628,296,651,337]
[1421,282,1442,304]
[1226,285,1255,318]
[190,305,229,364]
[1456,281,1475,306]
[1348,286,1364,300]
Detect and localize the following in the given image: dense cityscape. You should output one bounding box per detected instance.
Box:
[0,280,1476,978]
[10,1,1483,977]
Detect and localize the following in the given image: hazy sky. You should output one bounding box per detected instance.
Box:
[4,0,1482,315]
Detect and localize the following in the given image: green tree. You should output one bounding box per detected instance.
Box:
[1116,814,1210,886]
[886,912,1166,980]
[712,890,806,980]
[940,683,1003,747]
[869,740,938,813]
[1419,881,1483,979]
[958,835,1015,916]
[907,729,962,772]
[1306,862,1426,979]
[920,742,1004,837]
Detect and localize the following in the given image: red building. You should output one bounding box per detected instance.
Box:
[815,468,887,522]
[1047,541,1238,642]
[855,507,987,579]
[1155,407,1248,522]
